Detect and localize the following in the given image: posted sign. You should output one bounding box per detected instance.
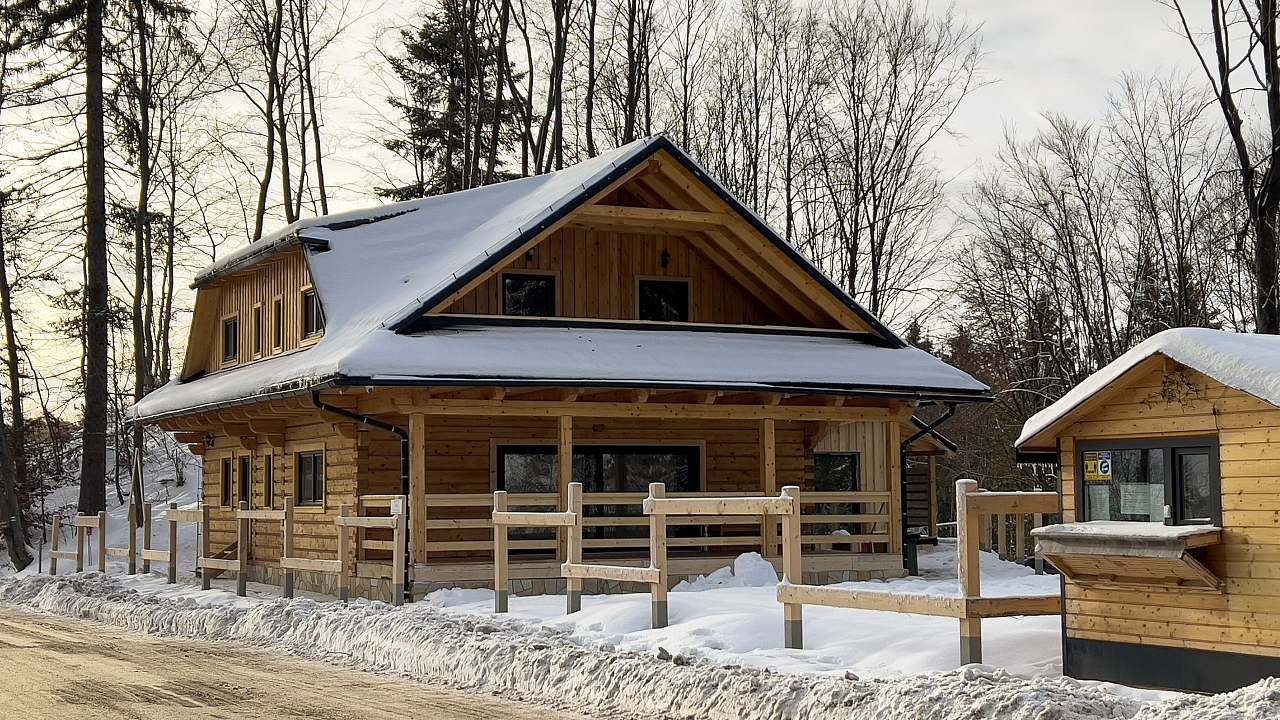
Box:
[1084,451,1112,483]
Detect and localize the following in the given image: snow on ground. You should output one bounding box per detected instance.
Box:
[425,544,1063,679]
[2,569,1277,720]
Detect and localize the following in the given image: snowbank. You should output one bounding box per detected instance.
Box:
[0,571,1216,720]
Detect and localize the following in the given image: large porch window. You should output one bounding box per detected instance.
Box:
[1078,439,1221,526]
[497,444,701,544]
[814,452,861,535]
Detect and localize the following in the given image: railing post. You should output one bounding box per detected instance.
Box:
[337,504,351,603]
[997,512,1008,561]
[392,505,407,606]
[200,505,211,591]
[648,483,668,628]
[50,516,61,575]
[75,513,86,573]
[956,478,982,664]
[96,511,107,573]
[167,503,178,584]
[760,418,778,557]
[781,485,803,649]
[127,501,138,574]
[1033,512,1045,574]
[236,501,249,597]
[565,481,583,614]
[282,497,295,598]
[1014,513,1026,565]
[142,502,154,574]
[493,491,509,613]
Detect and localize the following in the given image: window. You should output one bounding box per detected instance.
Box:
[814,453,861,535]
[296,450,326,506]
[221,316,239,364]
[263,453,274,508]
[272,297,284,351]
[302,288,325,337]
[497,444,700,545]
[638,279,690,322]
[251,304,263,357]
[1079,440,1221,525]
[238,455,252,508]
[220,457,233,507]
[502,273,556,316]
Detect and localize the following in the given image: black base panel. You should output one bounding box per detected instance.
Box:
[1065,636,1280,693]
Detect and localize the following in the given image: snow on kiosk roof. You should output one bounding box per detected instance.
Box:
[133,136,989,421]
[1016,327,1280,449]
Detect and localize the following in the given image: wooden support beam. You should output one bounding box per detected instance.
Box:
[558,416,573,567]
[760,418,778,557]
[360,396,903,423]
[173,432,205,444]
[409,413,428,563]
[569,204,733,231]
[956,479,982,664]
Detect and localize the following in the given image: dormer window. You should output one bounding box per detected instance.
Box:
[302,288,325,337]
[221,315,239,364]
[503,272,556,316]
[638,278,690,322]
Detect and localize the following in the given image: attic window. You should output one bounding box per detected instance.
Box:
[221,316,239,364]
[302,288,325,337]
[638,278,690,322]
[503,272,556,316]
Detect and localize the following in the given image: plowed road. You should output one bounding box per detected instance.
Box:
[0,607,588,719]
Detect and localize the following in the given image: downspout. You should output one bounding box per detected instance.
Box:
[310,389,412,603]
[899,402,958,572]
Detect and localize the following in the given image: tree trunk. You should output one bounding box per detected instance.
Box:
[0,191,32,570]
[78,0,109,516]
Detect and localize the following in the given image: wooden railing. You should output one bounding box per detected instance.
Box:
[427,490,890,559]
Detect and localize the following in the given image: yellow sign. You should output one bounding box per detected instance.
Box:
[1083,451,1112,483]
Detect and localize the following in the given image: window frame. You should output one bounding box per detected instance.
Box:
[251,302,264,359]
[500,270,560,317]
[220,456,234,507]
[493,442,704,494]
[1075,437,1222,526]
[301,286,325,340]
[635,276,692,322]
[238,454,252,509]
[220,313,240,367]
[272,295,284,352]
[263,451,275,509]
[295,449,326,507]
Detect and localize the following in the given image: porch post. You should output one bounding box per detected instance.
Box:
[559,416,579,611]
[887,420,903,556]
[409,412,427,576]
[760,418,778,557]
[956,478,982,664]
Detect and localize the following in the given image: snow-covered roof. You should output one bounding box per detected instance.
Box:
[135,135,990,421]
[1031,521,1221,542]
[1017,327,1280,448]
[133,323,989,420]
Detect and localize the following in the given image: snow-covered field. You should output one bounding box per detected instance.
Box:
[3,543,1279,719]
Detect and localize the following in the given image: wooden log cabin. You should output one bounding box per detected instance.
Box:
[132,136,989,602]
[1016,328,1280,693]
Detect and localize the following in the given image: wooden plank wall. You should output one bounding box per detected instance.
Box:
[443,226,794,325]
[196,248,316,376]
[1059,363,1280,658]
[812,421,892,495]
[202,418,356,563]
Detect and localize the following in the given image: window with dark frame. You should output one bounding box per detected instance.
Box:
[296,450,326,506]
[302,288,325,337]
[638,279,690,322]
[263,452,275,508]
[251,304,263,357]
[272,297,284,351]
[221,316,239,363]
[496,444,701,546]
[220,457,233,507]
[502,273,556,316]
[1079,439,1221,526]
[814,452,862,535]
[238,455,252,508]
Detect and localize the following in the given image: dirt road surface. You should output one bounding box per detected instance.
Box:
[0,606,591,719]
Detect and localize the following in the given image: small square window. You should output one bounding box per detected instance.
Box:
[302,288,325,337]
[638,279,690,322]
[296,450,325,506]
[221,316,239,363]
[503,273,556,316]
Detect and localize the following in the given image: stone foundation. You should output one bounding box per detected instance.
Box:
[245,563,394,603]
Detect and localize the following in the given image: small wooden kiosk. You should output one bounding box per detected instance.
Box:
[1017,328,1280,693]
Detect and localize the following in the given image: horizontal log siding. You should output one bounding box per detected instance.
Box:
[1060,363,1280,658]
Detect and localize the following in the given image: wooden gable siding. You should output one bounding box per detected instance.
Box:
[203,416,355,564]
[1057,362,1280,658]
[188,248,315,378]
[443,225,795,325]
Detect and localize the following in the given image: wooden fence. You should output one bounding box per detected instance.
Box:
[777,478,1061,661]
[491,490,579,613]
[49,512,106,575]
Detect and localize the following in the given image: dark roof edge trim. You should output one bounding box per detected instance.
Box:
[388,136,906,347]
[191,235,330,289]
